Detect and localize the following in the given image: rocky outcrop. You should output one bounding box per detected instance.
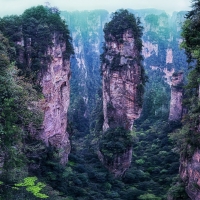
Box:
[102,30,143,131]
[180,149,200,200]
[40,33,71,164]
[100,16,144,175]
[62,10,188,122]
[169,72,183,121]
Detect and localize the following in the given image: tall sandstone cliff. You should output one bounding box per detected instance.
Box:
[102,30,143,131]
[0,6,73,165]
[99,10,144,176]
[17,31,71,165]
[40,33,71,164]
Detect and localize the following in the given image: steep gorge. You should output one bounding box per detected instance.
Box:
[60,8,190,199]
[61,10,108,115]
[0,6,195,200]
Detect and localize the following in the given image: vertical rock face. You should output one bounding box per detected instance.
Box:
[142,41,158,59]
[100,10,144,176]
[169,72,183,121]
[40,33,71,164]
[102,30,143,131]
[101,30,143,176]
[180,149,200,200]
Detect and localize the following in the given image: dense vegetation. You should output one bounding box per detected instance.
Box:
[0,3,197,200]
[101,9,144,71]
[99,127,134,161]
[0,5,73,88]
[0,30,48,199]
[0,5,73,199]
[104,9,143,48]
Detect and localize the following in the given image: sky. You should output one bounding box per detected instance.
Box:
[0,0,192,17]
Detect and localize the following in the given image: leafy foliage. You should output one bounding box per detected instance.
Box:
[15,177,48,198]
[99,127,134,160]
[0,5,73,200]
[167,177,190,200]
[99,127,133,160]
[101,9,144,72]
[181,0,200,65]
[138,193,161,200]
[104,9,143,48]
[0,5,73,87]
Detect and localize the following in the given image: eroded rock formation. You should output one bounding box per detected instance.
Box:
[169,72,183,121]
[40,33,71,164]
[100,10,144,176]
[102,31,143,131]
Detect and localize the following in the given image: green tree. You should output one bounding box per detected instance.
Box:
[14,177,48,198]
[138,193,161,200]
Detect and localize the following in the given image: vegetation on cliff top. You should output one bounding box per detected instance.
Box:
[104,9,143,50]
[99,127,134,161]
[0,5,73,87]
[101,9,144,71]
[0,5,73,199]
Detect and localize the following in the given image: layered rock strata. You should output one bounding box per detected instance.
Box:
[40,33,71,164]
[101,29,143,176]
[169,72,183,121]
